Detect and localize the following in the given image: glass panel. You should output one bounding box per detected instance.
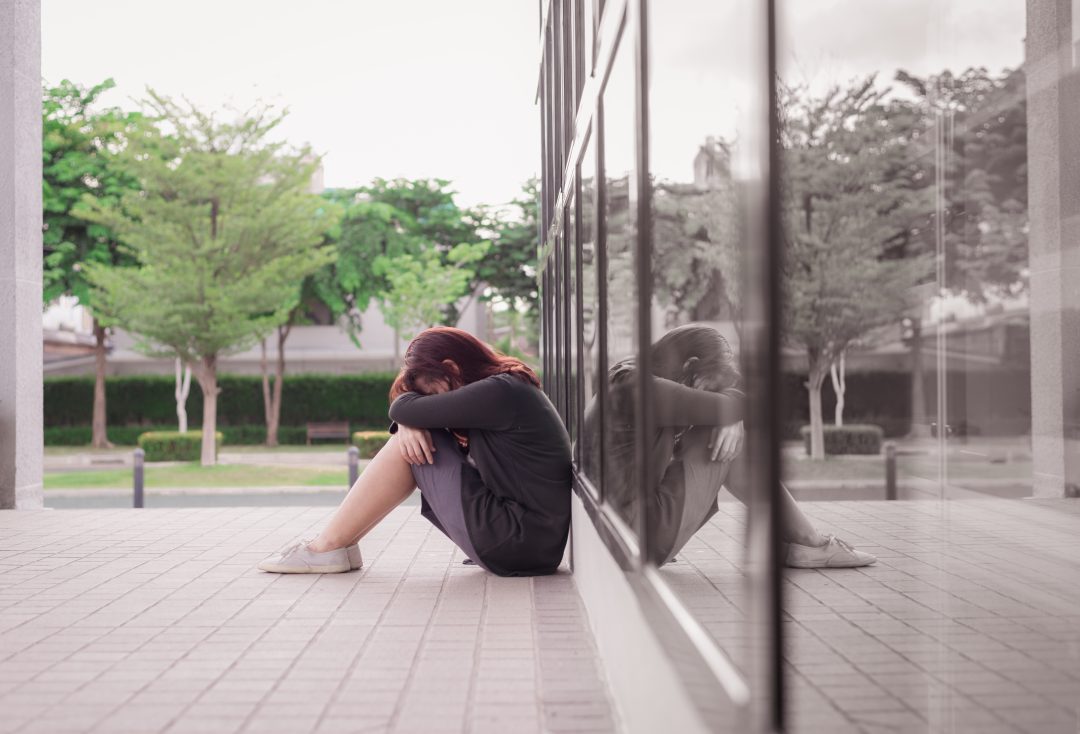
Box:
[777,3,1080,733]
[566,197,579,459]
[644,0,761,675]
[553,233,565,421]
[596,28,641,536]
[543,28,554,232]
[580,0,593,89]
[580,132,602,496]
[562,0,575,141]
[541,263,550,396]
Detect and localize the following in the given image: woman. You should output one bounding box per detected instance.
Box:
[583,323,876,568]
[258,326,572,577]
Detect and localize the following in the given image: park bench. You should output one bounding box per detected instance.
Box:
[306,421,351,445]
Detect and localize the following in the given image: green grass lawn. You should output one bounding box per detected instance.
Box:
[44,444,357,456]
[46,464,349,490]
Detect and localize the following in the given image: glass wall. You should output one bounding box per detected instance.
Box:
[539,1,1080,732]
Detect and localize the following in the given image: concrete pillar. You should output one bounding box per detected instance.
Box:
[0,0,44,509]
[1026,0,1080,497]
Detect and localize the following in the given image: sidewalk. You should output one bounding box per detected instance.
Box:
[0,506,618,734]
[671,497,1080,734]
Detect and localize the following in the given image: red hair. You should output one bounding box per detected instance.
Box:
[389,326,540,400]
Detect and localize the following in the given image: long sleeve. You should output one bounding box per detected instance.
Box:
[388,374,519,431]
[650,377,744,427]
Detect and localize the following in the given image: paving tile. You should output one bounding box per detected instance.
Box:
[684,499,1080,734]
[0,507,615,734]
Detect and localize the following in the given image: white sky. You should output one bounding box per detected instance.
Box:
[42,0,541,208]
[648,0,1026,184]
[43,0,1026,203]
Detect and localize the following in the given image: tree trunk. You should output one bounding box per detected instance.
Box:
[175,358,191,433]
[194,356,220,466]
[91,318,112,449]
[908,316,927,436]
[260,338,273,446]
[261,324,291,447]
[830,350,846,427]
[807,365,827,460]
[270,324,289,447]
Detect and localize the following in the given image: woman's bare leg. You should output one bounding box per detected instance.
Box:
[306,433,416,552]
[722,461,825,546]
[681,427,826,547]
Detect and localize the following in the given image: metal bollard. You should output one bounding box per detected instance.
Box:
[348,446,360,489]
[133,448,145,508]
[884,441,897,501]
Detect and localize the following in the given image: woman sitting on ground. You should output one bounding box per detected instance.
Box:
[258,326,572,577]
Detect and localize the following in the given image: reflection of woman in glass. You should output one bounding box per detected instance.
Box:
[584,324,875,568]
[258,327,572,577]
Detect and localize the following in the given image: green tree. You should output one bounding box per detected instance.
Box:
[373,241,491,340]
[480,179,541,310]
[258,198,344,447]
[42,78,144,448]
[311,193,419,346]
[480,179,541,355]
[80,91,333,465]
[780,77,932,459]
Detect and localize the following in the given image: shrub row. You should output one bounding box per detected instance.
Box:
[800,424,884,455]
[138,431,222,462]
[352,431,391,459]
[42,424,376,447]
[44,372,397,427]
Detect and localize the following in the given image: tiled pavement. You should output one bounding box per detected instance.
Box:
[0,507,618,734]
[670,498,1080,734]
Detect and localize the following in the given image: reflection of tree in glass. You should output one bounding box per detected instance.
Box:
[605,175,637,362]
[580,174,600,409]
[894,67,1028,300]
[652,138,743,330]
[887,67,1028,433]
[780,77,933,459]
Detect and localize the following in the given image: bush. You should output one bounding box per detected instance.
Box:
[800,424,883,456]
[352,430,391,459]
[43,372,397,427]
[138,431,222,462]
[44,425,175,446]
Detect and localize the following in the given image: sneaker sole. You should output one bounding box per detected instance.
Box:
[787,559,876,569]
[347,545,363,571]
[257,561,351,574]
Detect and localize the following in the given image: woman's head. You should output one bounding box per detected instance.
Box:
[650,324,740,392]
[389,326,541,400]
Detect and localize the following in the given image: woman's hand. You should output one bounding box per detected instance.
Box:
[708,420,744,463]
[397,425,436,465]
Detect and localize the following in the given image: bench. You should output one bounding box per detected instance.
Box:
[306,421,351,445]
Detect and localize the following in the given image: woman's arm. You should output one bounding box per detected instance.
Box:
[651,376,744,427]
[388,374,519,431]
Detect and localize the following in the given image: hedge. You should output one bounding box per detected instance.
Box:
[352,431,391,459]
[44,372,397,427]
[138,430,222,462]
[44,424,320,447]
[800,424,884,455]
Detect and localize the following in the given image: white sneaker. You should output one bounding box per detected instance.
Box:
[257,537,351,574]
[347,543,363,571]
[786,534,876,569]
